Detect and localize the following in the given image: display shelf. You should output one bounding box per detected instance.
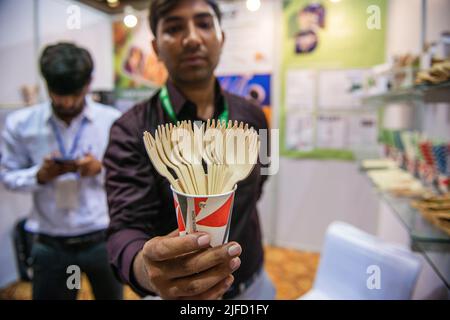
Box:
[379,191,450,288]
[362,81,450,106]
[362,88,422,106]
[417,81,450,103]
[413,241,450,288]
[359,158,449,242]
[380,192,450,243]
[360,165,450,288]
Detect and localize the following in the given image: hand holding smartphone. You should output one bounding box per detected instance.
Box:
[52,157,77,165]
[52,157,78,172]
[37,156,78,184]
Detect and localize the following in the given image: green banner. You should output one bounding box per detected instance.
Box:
[281,0,387,160]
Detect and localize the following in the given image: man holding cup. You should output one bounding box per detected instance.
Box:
[104,0,274,299]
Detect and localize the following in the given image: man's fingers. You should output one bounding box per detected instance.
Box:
[167,258,239,298]
[143,232,211,261]
[43,156,54,164]
[76,157,89,166]
[158,242,242,279]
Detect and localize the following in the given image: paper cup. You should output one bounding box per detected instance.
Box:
[171,184,237,247]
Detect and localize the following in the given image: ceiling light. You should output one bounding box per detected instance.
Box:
[123,5,138,28]
[246,0,261,12]
[107,0,119,8]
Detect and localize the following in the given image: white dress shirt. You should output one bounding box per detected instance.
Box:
[0,97,121,236]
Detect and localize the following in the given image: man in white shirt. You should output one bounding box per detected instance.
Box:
[0,42,122,300]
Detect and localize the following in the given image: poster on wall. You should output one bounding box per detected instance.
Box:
[285,113,315,152]
[281,0,386,159]
[285,69,315,112]
[316,115,348,149]
[318,69,367,109]
[347,114,378,148]
[215,1,276,125]
[283,0,386,68]
[216,1,275,75]
[217,74,272,124]
[113,17,167,111]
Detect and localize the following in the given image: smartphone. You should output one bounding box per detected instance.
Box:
[52,157,77,165]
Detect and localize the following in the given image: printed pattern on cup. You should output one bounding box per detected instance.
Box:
[173,194,187,236]
[172,190,235,247]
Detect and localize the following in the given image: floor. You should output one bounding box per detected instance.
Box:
[0,246,320,300]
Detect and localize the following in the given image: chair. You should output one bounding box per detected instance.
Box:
[13,218,34,281]
[299,221,422,300]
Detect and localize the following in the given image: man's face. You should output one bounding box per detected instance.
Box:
[152,0,224,85]
[49,85,88,121]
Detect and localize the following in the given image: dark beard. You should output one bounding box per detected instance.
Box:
[52,99,85,122]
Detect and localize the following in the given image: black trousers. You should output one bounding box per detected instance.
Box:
[31,237,123,300]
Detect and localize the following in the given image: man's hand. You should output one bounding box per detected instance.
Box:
[36,156,77,184]
[133,230,242,300]
[76,153,102,177]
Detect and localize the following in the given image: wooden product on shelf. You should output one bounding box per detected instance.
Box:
[412,193,450,236]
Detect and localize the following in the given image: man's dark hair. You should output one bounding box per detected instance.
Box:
[149,0,222,37]
[39,42,93,95]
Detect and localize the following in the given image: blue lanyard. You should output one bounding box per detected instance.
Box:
[49,117,88,159]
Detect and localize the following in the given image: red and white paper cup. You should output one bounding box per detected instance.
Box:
[171,184,237,247]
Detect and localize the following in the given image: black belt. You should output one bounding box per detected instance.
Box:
[223,265,263,300]
[35,230,106,250]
